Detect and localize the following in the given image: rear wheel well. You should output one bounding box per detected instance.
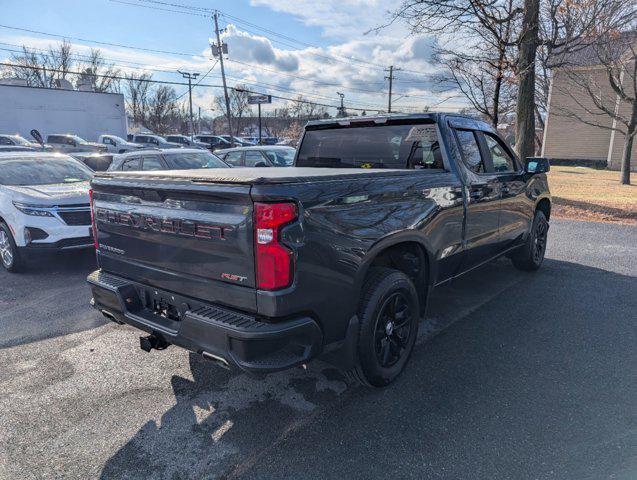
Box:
[367,242,429,316]
[536,198,551,221]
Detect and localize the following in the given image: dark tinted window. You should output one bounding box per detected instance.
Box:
[484,133,516,172]
[0,157,92,185]
[296,123,444,170]
[263,148,295,166]
[47,135,64,144]
[455,130,485,174]
[245,151,266,167]
[0,137,12,145]
[121,158,140,171]
[164,151,227,169]
[142,155,164,170]
[223,151,243,166]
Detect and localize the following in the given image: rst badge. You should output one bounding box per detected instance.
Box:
[221,273,248,283]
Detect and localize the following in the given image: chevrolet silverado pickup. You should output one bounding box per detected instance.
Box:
[87,113,551,387]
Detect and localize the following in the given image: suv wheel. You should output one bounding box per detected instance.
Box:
[0,223,23,272]
[349,268,419,387]
[512,210,548,271]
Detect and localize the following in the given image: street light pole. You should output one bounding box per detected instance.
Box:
[178,70,199,140]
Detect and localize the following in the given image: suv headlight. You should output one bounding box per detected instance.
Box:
[12,202,54,217]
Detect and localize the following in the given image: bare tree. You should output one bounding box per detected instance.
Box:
[214,85,253,135]
[556,36,636,184]
[6,40,75,88]
[535,0,635,151]
[290,95,328,120]
[434,39,517,128]
[125,73,152,128]
[76,49,121,93]
[147,86,178,134]
[383,0,635,159]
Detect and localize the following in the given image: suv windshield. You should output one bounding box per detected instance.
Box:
[296,122,444,170]
[10,136,31,146]
[164,151,227,169]
[263,148,295,166]
[0,157,93,185]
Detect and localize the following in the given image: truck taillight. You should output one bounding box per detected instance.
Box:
[89,188,98,250]
[254,202,297,290]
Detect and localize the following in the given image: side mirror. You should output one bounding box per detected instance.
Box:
[255,161,268,167]
[525,157,550,174]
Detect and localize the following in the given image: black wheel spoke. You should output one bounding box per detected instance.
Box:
[373,291,414,368]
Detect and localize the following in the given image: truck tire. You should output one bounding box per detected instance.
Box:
[349,268,419,387]
[0,222,23,273]
[511,210,548,271]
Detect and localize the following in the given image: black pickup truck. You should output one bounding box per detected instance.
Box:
[87,113,551,386]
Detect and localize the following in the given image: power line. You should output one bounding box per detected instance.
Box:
[0,24,204,58]
[0,61,384,112]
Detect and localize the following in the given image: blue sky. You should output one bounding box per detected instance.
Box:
[0,0,463,116]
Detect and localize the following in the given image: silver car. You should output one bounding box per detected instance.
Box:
[46,134,107,153]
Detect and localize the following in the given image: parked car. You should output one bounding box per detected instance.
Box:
[107,148,229,172]
[131,134,182,149]
[193,134,231,151]
[0,152,94,272]
[276,138,296,147]
[216,146,296,167]
[217,135,255,146]
[98,134,143,154]
[164,135,209,149]
[46,134,108,153]
[0,146,35,153]
[0,134,51,151]
[70,152,115,172]
[87,113,551,386]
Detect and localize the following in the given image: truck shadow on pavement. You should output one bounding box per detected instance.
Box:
[98,258,637,480]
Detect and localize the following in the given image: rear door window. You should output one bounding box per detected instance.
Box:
[245,151,266,167]
[224,151,243,166]
[141,155,164,170]
[455,130,486,174]
[121,158,140,171]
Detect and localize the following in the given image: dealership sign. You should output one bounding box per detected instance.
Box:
[248,94,272,105]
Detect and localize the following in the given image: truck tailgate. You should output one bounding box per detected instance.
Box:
[91,176,256,312]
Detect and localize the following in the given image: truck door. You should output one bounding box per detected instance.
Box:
[453,128,501,270]
[479,131,531,250]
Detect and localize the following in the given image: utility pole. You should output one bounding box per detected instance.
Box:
[336,92,345,118]
[213,11,234,147]
[384,65,400,113]
[178,70,199,139]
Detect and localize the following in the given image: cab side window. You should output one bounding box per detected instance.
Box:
[455,129,485,174]
[484,133,516,173]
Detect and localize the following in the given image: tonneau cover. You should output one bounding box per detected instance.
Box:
[93,167,407,185]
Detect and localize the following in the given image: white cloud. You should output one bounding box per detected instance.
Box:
[219,25,299,72]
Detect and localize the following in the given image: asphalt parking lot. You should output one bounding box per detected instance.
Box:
[0,219,635,480]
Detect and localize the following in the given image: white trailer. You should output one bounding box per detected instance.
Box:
[0,84,127,142]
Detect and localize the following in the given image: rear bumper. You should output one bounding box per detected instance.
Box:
[87,270,323,373]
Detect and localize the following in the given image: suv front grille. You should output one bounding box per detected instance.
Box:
[58,209,92,226]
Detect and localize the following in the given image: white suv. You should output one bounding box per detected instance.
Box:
[0,152,94,272]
